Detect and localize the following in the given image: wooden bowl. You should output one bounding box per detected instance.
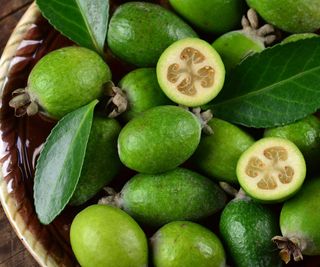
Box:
[0,3,77,266]
[1,2,320,267]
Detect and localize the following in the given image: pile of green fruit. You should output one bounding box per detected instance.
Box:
[10,0,320,266]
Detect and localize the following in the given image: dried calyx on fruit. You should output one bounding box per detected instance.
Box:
[157,38,225,107]
[237,137,306,202]
[272,179,320,264]
[272,236,303,264]
[104,81,128,118]
[212,9,277,71]
[104,68,173,120]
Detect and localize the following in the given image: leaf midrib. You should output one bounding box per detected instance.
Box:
[74,0,100,53]
[213,64,320,108]
[35,102,95,223]
[52,106,92,207]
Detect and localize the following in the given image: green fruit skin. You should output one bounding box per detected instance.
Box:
[119,68,172,121]
[192,118,255,184]
[70,205,148,267]
[282,33,319,44]
[70,117,122,206]
[169,0,246,34]
[212,31,264,71]
[280,178,320,255]
[107,2,197,67]
[118,105,201,173]
[152,221,226,267]
[120,168,227,226]
[246,0,320,33]
[264,115,320,172]
[28,47,111,119]
[220,197,282,267]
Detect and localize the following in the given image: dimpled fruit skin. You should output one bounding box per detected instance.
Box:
[70,205,148,267]
[280,178,320,255]
[70,117,121,206]
[264,115,320,172]
[212,31,264,71]
[220,198,282,267]
[121,168,227,226]
[152,221,226,267]
[119,68,172,121]
[118,105,201,173]
[107,2,197,67]
[246,0,320,33]
[169,0,246,34]
[193,118,254,183]
[28,47,111,119]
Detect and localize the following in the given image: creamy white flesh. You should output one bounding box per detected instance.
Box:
[237,137,306,201]
[157,38,225,107]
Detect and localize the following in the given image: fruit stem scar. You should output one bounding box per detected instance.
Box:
[245,146,294,190]
[167,47,215,96]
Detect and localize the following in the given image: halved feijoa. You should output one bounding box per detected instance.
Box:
[157,38,225,107]
[237,137,306,202]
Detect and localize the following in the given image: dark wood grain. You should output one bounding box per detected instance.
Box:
[0,1,39,266]
[0,206,38,267]
[0,0,33,54]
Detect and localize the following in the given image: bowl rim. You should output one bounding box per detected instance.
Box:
[0,2,60,267]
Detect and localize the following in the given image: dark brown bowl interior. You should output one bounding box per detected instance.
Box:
[1,1,320,266]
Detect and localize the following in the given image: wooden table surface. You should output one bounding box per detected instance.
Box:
[0,1,40,266]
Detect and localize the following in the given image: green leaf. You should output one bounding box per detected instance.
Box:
[34,100,98,224]
[36,0,109,54]
[209,37,320,128]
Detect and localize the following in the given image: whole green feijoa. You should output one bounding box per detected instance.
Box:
[212,9,276,72]
[70,117,121,206]
[107,2,197,67]
[168,0,246,34]
[70,205,148,267]
[118,105,201,173]
[192,118,255,184]
[119,68,172,121]
[212,31,264,71]
[264,115,320,172]
[152,221,226,267]
[246,0,320,33]
[105,168,226,226]
[273,178,320,263]
[9,47,111,119]
[220,194,282,267]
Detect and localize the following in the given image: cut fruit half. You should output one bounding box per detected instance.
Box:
[237,137,306,202]
[156,38,225,107]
